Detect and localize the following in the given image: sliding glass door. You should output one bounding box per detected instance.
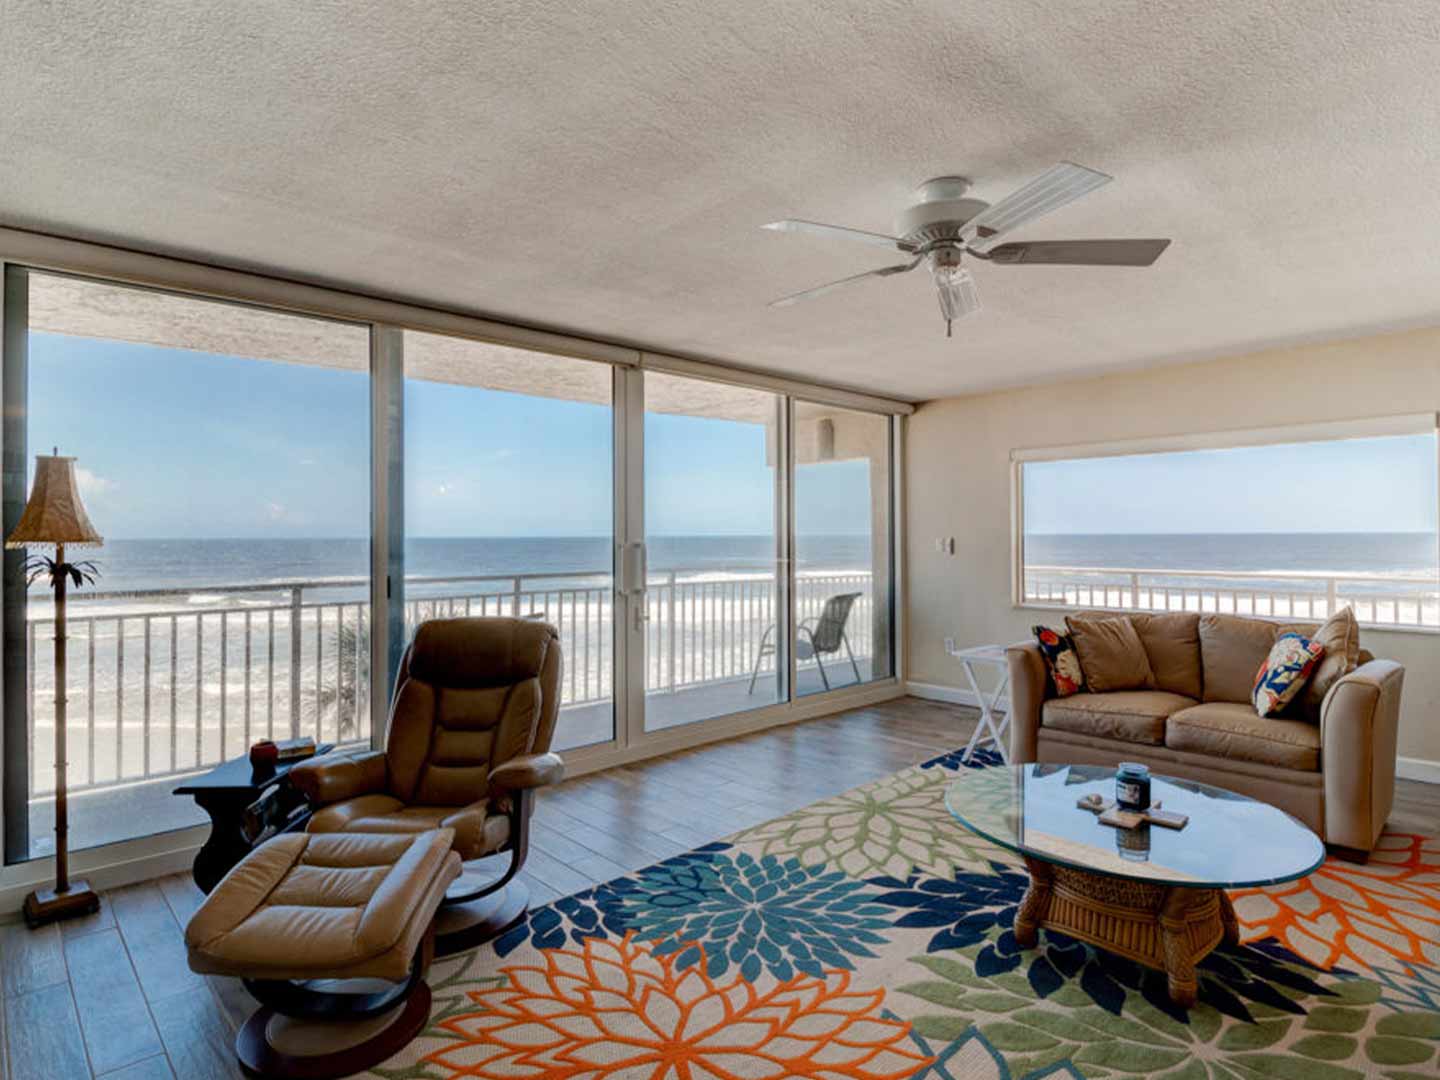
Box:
[792,401,895,695]
[641,373,785,730]
[402,331,615,751]
[3,268,371,860]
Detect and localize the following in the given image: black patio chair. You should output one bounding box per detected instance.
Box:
[748,591,863,693]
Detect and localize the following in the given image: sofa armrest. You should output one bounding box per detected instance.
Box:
[1006,642,1049,763]
[288,749,387,806]
[1321,658,1404,853]
[489,752,565,795]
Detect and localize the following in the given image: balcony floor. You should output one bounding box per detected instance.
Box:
[26,660,874,858]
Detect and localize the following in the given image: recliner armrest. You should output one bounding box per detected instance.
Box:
[289,749,387,806]
[1321,658,1404,853]
[488,752,564,795]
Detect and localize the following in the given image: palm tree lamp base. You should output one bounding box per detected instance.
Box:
[23,880,100,928]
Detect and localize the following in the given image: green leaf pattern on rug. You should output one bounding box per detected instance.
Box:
[732,763,1016,880]
[897,941,1440,1078]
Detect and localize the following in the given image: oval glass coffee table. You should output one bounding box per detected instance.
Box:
[946,763,1324,1007]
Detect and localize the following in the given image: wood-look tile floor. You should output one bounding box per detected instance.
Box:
[2,696,1436,1079]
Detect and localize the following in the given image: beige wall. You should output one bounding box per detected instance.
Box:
[905,326,1440,766]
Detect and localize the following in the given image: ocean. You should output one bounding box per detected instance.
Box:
[45,534,875,601]
[44,531,1440,597]
[1023,532,1438,576]
[24,531,1437,608]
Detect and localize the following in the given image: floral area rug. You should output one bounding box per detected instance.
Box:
[371,748,1440,1079]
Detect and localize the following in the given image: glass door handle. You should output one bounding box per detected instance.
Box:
[623,542,650,625]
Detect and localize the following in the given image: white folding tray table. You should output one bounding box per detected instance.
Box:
[946,642,1011,764]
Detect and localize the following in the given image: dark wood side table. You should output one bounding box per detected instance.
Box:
[174,745,332,893]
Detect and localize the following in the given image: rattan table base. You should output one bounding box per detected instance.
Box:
[1014,855,1239,1007]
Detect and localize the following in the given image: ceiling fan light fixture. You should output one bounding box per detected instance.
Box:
[929,247,980,337]
[935,267,980,337]
[935,266,979,319]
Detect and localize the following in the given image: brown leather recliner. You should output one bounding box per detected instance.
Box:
[290,616,564,951]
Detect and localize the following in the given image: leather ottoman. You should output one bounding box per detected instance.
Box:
[186,828,460,1079]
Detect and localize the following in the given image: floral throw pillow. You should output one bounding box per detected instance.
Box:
[1253,632,1326,718]
[1033,626,1085,697]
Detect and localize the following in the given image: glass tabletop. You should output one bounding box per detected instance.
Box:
[945,764,1325,889]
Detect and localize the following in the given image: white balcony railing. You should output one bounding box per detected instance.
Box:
[1023,564,1440,629]
[24,567,874,797]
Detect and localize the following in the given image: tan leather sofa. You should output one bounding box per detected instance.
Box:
[1007,612,1404,857]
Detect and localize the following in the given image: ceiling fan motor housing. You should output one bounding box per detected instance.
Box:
[894,177,989,247]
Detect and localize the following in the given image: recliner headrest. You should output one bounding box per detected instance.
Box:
[404,617,558,689]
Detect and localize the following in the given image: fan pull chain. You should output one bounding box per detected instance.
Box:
[946,319,953,338]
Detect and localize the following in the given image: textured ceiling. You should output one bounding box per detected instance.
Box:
[3,1,1439,401]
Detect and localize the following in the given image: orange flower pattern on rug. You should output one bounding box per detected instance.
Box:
[424,932,933,1080]
[1229,831,1440,973]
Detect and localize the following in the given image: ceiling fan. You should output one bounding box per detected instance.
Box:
[763,162,1170,337]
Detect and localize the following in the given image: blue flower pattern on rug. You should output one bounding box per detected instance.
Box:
[496,842,896,981]
[493,843,731,957]
[920,745,1004,772]
[615,849,896,981]
[868,863,1029,955]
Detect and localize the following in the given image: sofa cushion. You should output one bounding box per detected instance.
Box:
[1130,612,1202,699]
[1065,614,1155,692]
[1166,702,1321,771]
[1284,607,1360,721]
[1042,690,1196,746]
[1199,614,1279,703]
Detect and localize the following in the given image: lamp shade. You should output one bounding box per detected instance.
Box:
[5,454,103,549]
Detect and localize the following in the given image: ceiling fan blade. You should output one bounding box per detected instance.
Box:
[963,162,1111,249]
[981,238,1171,266]
[768,257,922,308]
[762,218,915,252]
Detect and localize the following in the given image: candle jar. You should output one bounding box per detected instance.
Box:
[1116,822,1152,862]
[1115,762,1151,811]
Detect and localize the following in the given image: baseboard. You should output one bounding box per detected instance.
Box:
[0,825,206,920]
[905,681,1009,711]
[1397,755,1440,785]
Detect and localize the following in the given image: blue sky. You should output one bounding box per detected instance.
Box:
[30,334,874,539]
[1024,435,1438,535]
[41,333,1430,542]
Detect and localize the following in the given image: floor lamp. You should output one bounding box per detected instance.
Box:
[7,450,103,927]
